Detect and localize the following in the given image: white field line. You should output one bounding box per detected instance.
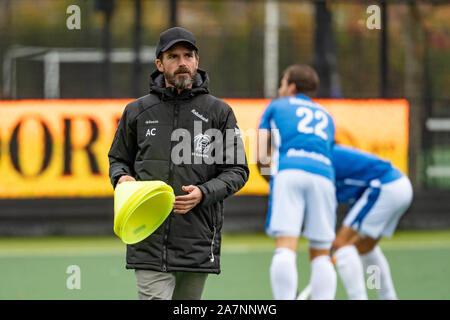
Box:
[221,241,450,254]
[0,246,125,257]
[0,240,449,257]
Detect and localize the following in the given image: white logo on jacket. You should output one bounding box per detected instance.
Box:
[193,133,211,154]
[191,109,209,123]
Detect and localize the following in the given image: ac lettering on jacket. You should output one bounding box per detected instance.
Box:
[146,128,156,137]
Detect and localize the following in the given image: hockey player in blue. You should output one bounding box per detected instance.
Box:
[332,144,413,300]
[257,65,337,300]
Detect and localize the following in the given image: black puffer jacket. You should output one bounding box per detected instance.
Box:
[108,69,249,274]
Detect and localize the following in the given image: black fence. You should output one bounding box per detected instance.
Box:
[1,0,448,100]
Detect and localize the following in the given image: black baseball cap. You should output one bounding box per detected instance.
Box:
[155,27,198,59]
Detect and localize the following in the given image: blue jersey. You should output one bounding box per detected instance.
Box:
[333,144,403,204]
[258,94,335,181]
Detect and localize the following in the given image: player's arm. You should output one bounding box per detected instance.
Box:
[256,102,274,183]
[256,128,272,183]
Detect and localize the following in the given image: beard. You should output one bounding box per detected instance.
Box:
[165,67,197,91]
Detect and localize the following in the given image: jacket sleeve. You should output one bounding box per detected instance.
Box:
[108,103,138,189]
[197,107,249,206]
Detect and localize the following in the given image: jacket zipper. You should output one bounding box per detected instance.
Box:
[210,225,216,263]
[162,101,179,272]
[209,202,218,263]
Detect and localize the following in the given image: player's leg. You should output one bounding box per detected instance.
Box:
[270,236,299,300]
[355,236,378,254]
[266,169,305,300]
[334,185,387,300]
[308,246,336,300]
[332,225,367,300]
[303,172,337,300]
[356,176,413,300]
[356,238,397,300]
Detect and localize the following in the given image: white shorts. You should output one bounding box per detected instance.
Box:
[343,176,413,239]
[266,169,337,248]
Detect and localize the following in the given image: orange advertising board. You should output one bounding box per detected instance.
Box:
[0,99,408,198]
[227,99,410,195]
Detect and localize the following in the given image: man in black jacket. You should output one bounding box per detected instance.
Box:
[108,27,249,300]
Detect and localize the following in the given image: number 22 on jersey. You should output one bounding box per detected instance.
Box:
[296,107,329,140]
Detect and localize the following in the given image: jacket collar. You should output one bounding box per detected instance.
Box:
[149,68,209,100]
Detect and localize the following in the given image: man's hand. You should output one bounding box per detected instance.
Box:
[117,175,136,185]
[173,185,203,214]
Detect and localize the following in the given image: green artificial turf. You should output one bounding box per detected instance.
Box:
[0,230,448,300]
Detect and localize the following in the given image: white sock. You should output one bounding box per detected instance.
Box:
[310,255,337,300]
[270,248,298,300]
[334,245,368,300]
[360,246,397,300]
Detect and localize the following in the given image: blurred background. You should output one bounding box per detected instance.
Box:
[0,0,449,300]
